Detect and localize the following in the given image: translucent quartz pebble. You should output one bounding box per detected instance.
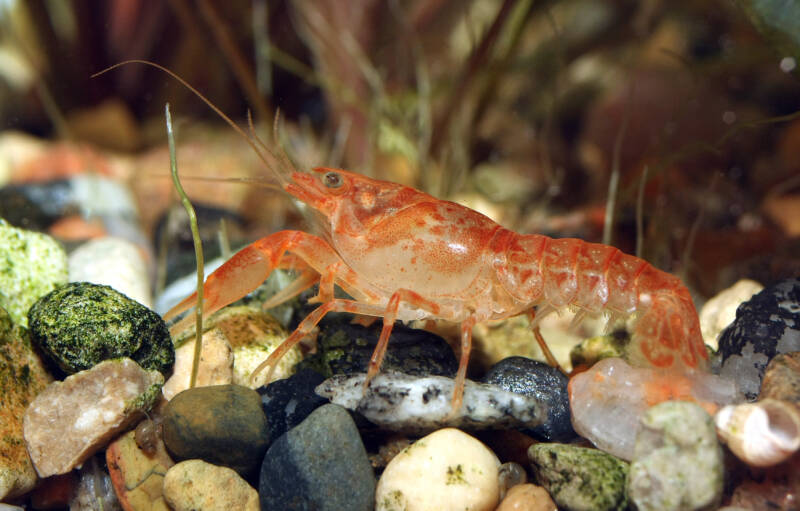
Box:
[316,372,546,434]
[569,357,740,460]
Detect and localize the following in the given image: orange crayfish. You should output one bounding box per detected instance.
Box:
[164,145,709,412]
[114,59,710,412]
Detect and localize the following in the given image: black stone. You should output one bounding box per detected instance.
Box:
[718,278,800,400]
[483,356,576,442]
[162,384,269,476]
[295,319,458,379]
[0,180,77,230]
[258,368,328,440]
[259,404,375,511]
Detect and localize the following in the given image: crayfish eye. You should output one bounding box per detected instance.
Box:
[322,171,343,189]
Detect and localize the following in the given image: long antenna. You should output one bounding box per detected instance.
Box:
[92,60,292,187]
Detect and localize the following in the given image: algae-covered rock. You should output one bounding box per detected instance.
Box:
[0,306,52,500]
[28,282,174,375]
[0,219,68,327]
[528,443,628,511]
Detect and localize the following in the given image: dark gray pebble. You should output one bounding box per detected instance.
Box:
[718,278,800,399]
[0,180,76,231]
[259,404,375,511]
[28,282,174,376]
[483,356,576,441]
[258,368,328,440]
[162,384,269,476]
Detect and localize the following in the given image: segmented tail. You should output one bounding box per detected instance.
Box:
[495,233,708,371]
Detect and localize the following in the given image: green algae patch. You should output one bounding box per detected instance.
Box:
[28,282,174,375]
[0,306,52,499]
[0,219,68,327]
[529,443,629,511]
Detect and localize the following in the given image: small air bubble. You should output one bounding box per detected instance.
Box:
[722,111,736,125]
[780,57,796,73]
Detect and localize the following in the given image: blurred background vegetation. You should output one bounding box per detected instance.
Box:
[1,0,799,298]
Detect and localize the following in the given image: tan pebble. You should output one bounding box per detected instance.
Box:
[163,459,258,511]
[759,352,800,403]
[375,428,500,511]
[496,484,557,511]
[699,279,762,350]
[23,358,163,477]
[107,428,173,511]
[163,328,233,400]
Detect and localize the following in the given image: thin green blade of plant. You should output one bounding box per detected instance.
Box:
[165,103,205,389]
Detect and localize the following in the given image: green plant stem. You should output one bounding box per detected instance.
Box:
[165,104,205,389]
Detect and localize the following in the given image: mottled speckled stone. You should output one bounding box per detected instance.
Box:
[718,278,800,400]
[528,443,628,511]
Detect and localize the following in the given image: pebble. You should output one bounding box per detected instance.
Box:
[569,357,739,460]
[296,319,458,378]
[154,256,225,315]
[718,277,800,399]
[70,454,121,511]
[258,368,327,440]
[68,236,152,308]
[627,401,723,511]
[569,330,628,369]
[726,455,800,510]
[495,483,557,511]
[317,371,546,434]
[183,304,299,389]
[0,219,67,327]
[162,384,268,476]
[106,429,173,511]
[528,443,629,511]
[759,351,800,402]
[699,279,763,350]
[375,428,501,511]
[483,356,576,441]
[0,307,51,500]
[27,282,174,376]
[0,179,75,231]
[69,174,149,249]
[23,358,163,477]
[163,459,259,511]
[498,461,528,497]
[162,328,233,400]
[260,404,375,510]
